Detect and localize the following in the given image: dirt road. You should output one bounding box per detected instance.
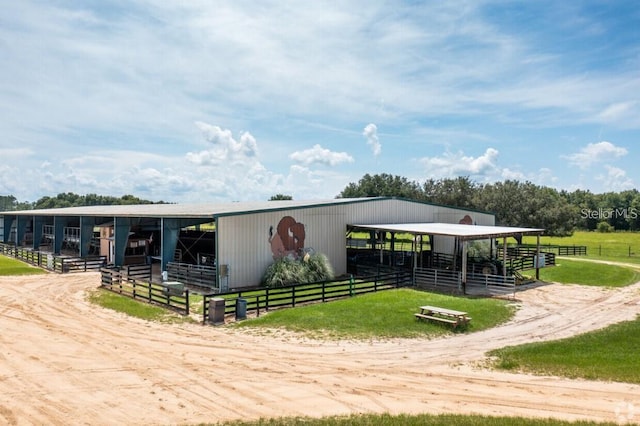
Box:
[1,272,639,425]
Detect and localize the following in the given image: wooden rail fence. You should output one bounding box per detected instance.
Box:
[100,266,189,315]
[0,242,106,273]
[202,271,412,324]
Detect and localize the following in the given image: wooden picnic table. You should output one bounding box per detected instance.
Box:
[414,305,472,328]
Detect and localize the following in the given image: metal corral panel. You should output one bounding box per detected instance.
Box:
[0,216,4,241]
[216,199,495,289]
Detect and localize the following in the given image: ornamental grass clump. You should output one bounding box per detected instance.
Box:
[262,252,334,287]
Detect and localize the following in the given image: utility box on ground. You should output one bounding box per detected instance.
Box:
[209,297,226,325]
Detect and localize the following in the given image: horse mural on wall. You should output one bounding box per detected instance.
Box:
[459,214,474,225]
[269,216,306,259]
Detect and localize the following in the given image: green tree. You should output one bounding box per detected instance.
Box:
[338,173,423,200]
[0,195,19,211]
[422,176,479,209]
[269,194,293,200]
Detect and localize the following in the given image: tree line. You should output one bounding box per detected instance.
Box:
[3,175,639,236]
[338,174,640,236]
[0,193,163,212]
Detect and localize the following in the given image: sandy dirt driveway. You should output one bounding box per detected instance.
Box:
[1,272,639,426]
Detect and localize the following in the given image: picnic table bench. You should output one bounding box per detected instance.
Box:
[414,305,471,328]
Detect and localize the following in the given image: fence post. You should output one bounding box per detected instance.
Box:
[292,285,296,308]
[185,289,189,316]
[256,295,260,317]
[265,288,269,312]
[349,275,354,296]
[203,297,208,325]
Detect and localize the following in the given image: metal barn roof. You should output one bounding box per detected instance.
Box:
[1,197,495,219]
[1,198,381,219]
[350,222,544,240]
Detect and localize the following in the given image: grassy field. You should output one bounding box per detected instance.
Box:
[233,288,514,339]
[524,258,640,287]
[522,230,640,263]
[217,413,619,426]
[488,316,640,384]
[0,255,47,276]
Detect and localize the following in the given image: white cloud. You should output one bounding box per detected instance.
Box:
[501,167,557,185]
[363,123,381,157]
[598,101,637,123]
[420,148,499,177]
[187,122,258,166]
[597,165,634,191]
[289,144,354,166]
[564,141,627,169]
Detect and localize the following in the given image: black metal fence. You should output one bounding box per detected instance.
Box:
[202,270,412,324]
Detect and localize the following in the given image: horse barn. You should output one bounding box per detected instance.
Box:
[0,197,548,293]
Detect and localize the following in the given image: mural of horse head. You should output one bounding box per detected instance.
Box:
[269,216,306,259]
[459,215,473,225]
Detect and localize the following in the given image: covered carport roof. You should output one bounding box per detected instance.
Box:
[349,222,544,240]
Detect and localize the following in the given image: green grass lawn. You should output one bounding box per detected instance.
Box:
[522,230,640,264]
[0,254,47,276]
[488,316,640,384]
[524,258,640,287]
[232,288,515,340]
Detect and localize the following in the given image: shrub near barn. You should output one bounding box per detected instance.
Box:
[262,252,334,287]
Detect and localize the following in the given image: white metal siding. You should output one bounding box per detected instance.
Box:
[217,207,348,290]
[217,199,494,289]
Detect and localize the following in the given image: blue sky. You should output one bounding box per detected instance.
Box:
[1,1,639,203]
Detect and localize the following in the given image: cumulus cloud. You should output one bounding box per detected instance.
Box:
[420,148,499,177]
[501,167,557,185]
[363,123,381,156]
[187,122,258,165]
[597,165,634,191]
[564,141,627,169]
[289,144,354,166]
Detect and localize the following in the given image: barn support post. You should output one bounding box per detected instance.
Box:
[32,216,43,250]
[461,239,467,294]
[79,216,96,257]
[390,232,395,266]
[2,215,14,244]
[53,217,69,254]
[161,218,181,273]
[16,215,29,247]
[536,234,541,280]
[113,217,134,267]
[502,236,508,278]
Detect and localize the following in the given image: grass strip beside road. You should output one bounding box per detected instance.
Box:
[525,258,640,287]
[0,254,46,276]
[488,316,640,384]
[219,413,619,426]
